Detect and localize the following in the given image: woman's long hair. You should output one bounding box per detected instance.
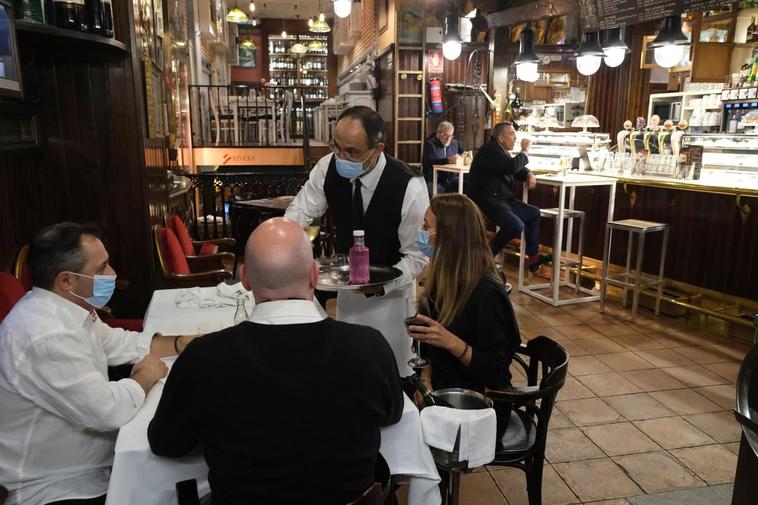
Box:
[422,194,503,327]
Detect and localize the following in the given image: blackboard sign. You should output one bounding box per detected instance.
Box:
[580,0,731,31]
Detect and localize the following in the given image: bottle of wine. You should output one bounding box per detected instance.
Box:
[85,0,105,35]
[101,0,113,36]
[53,0,87,31]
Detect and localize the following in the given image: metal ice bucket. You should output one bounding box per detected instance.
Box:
[428,388,493,470]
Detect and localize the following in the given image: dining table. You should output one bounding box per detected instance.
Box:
[105,286,442,505]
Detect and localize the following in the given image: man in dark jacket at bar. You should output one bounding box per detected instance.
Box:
[148,217,404,505]
[467,122,550,272]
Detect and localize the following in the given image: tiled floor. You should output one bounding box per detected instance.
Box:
[430,280,748,505]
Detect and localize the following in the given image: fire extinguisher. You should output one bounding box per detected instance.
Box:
[429,77,444,115]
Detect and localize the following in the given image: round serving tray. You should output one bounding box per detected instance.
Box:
[316,265,403,292]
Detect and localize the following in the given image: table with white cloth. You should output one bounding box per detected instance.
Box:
[106,287,441,505]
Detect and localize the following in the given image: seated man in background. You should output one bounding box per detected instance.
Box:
[467,122,550,272]
[148,217,404,505]
[422,121,466,195]
[0,222,185,505]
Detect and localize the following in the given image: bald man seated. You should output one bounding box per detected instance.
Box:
[148,217,404,505]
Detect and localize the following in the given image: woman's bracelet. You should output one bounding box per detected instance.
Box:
[457,343,470,360]
[174,335,182,354]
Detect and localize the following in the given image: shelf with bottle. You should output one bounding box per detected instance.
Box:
[15,0,116,39]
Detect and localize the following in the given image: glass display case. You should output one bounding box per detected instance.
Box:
[680,133,758,187]
[515,130,611,171]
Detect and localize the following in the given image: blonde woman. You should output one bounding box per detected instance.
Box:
[409,194,522,394]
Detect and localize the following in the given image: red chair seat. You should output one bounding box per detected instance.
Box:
[107,318,145,332]
[198,243,219,255]
[0,273,27,322]
[160,228,191,275]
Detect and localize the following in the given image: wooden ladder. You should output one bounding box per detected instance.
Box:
[393,42,426,169]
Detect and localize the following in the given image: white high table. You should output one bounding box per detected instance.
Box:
[106,288,441,505]
[432,163,469,195]
[517,173,617,306]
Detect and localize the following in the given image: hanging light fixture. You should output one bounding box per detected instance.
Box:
[308,17,314,27]
[249,0,255,12]
[575,31,604,76]
[442,13,462,60]
[291,43,307,54]
[310,11,331,32]
[225,6,249,23]
[602,27,628,68]
[333,0,352,18]
[514,28,539,82]
[251,17,257,26]
[240,37,255,49]
[650,14,689,68]
[308,39,325,52]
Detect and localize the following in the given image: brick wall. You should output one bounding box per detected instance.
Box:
[337,0,379,74]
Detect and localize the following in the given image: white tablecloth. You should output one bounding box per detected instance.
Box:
[106,288,440,505]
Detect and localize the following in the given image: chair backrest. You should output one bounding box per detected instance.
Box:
[167,214,196,256]
[522,336,569,423]
[13,244,32,291]
[153,225,191,275]
[0,273,26,323]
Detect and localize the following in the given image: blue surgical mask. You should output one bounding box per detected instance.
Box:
[417,229,435,258]
[334,149,375,179]
[70,273,117,308]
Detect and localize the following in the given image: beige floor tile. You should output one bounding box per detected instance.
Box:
[724,442,740,455]
[590,323,644,338]
[683,411,741,443]
[490,464,579,505]
[659,365,729,387]
[670,444,738,485]
[553,324,607,340]
[604,393,676,421]
[695,385,736,410]
[519,313,552,329]
[573,338,628,355]
[634,349,695,368]
[709,342,750,361]
[634,417,715,449]
[538,313,584,327]
[548,408,575,430]
[577,373,642,397]
[643,331,699,348]
[584,501,630,505]
[620,369,687,392]
[521,326,565,341]
[608,334,668,351]
[557,376,596,401]
[582,422,661,456]
[704,362,741,383]
[613,452,705,494]
[557,398,624,426]
[567,355,613,376]
[545,428,605,463]
[648,389,722,415]
[553,458,642,502]
[596,352,655,372]
[458,471,507,505]
[676,346,740,365]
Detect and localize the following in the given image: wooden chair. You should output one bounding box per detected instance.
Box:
[153,225,232,288]
[0,273,26,323]
[486,336,568,505]
[166,214,235,257]
[13,244,32,291]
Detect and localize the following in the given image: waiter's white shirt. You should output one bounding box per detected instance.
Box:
[284,152,429,289]
[285,152,429,375]
[0,288,153,505]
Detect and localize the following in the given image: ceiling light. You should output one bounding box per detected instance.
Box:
[291,43,307,54]
[249,1,255,12]
[240,38,255,49]
[308,17,313,27]
[308,39,324,52]
[442,13,462,60]
[319,11,325,22]
[251,17,257,26]
[575,31,604,76]
[310,17,330,33]
[514,28,539,82]
[225,7,248,23]
[333,0,351,18]
[650,14,690,68]
[602,27,628,67]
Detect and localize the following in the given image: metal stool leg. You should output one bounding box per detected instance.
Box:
[632,232,646,321]
[600,224,612,313]
[623,230,633,308]
[576,213,585,294]
[656,227,670,316]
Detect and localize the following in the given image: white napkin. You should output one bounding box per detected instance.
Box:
[420,406,497,468]
[174,287,237,309]
[216,281,246,299]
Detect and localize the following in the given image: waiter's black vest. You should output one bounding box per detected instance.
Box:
[324,154,420,266]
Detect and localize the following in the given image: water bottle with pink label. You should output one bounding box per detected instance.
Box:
[349,230,370,284]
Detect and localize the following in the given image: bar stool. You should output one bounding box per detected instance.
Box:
[539,207,586,293]
[600,219,670,320]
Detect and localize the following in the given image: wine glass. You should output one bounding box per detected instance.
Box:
[407,297,431,372]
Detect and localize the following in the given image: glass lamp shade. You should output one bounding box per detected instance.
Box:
[310,18,331,33]
[654,44,685,68]
[225,7,248,23]
[603,46,626,67]
[516,62,538,82]
[443,41,462,60]
[650,14,689,68]
[333,0,352,18]
[240,38,255,49]
[290,43,307,54]
[308,40,324,52]
[576,55,602,75]
[249,1,255,12]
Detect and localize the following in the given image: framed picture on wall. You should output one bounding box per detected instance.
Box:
[0,0,23,99]
[397,5,423,44]
[377,0,388,34]
[239,40,257,68]
[640,35,657,69]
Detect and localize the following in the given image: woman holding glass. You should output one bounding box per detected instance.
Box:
[408,193,522,394]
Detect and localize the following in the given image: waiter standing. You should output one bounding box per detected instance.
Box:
[285,106,429,375]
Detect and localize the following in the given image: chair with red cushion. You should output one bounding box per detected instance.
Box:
[0,272,27,323]
[13,245,32,291]
[166,214,235,257]
[154,225,232,288]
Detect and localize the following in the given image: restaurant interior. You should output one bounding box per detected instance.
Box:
[0,0,757,504]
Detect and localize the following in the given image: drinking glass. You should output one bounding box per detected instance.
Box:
[407,297,431,371]
[197,322,223,336]
[329,254,349,285]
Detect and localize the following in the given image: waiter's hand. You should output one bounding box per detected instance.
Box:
[408,314,464,353]
[520,138,531,152]
[527,173,537,189]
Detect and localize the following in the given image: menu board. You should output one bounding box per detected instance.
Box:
[580,0,731,31]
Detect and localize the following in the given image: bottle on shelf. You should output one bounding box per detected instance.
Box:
[14,0,45,23]
[748,17,757,43]
[53,0,87,31]
[349,230,370,285]
[101,0,113,37]
[85,0,105,35]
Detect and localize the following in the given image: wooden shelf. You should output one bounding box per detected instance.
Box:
[15,21,128,54]
[269,52,327,57]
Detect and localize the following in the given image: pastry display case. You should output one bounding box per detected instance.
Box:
[515,130,611,172]
[679,133,758,188]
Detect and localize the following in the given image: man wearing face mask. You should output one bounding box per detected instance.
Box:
[285,106,429,375]
[0,222,194,505]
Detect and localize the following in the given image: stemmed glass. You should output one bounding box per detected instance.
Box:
[407,297,431,371]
